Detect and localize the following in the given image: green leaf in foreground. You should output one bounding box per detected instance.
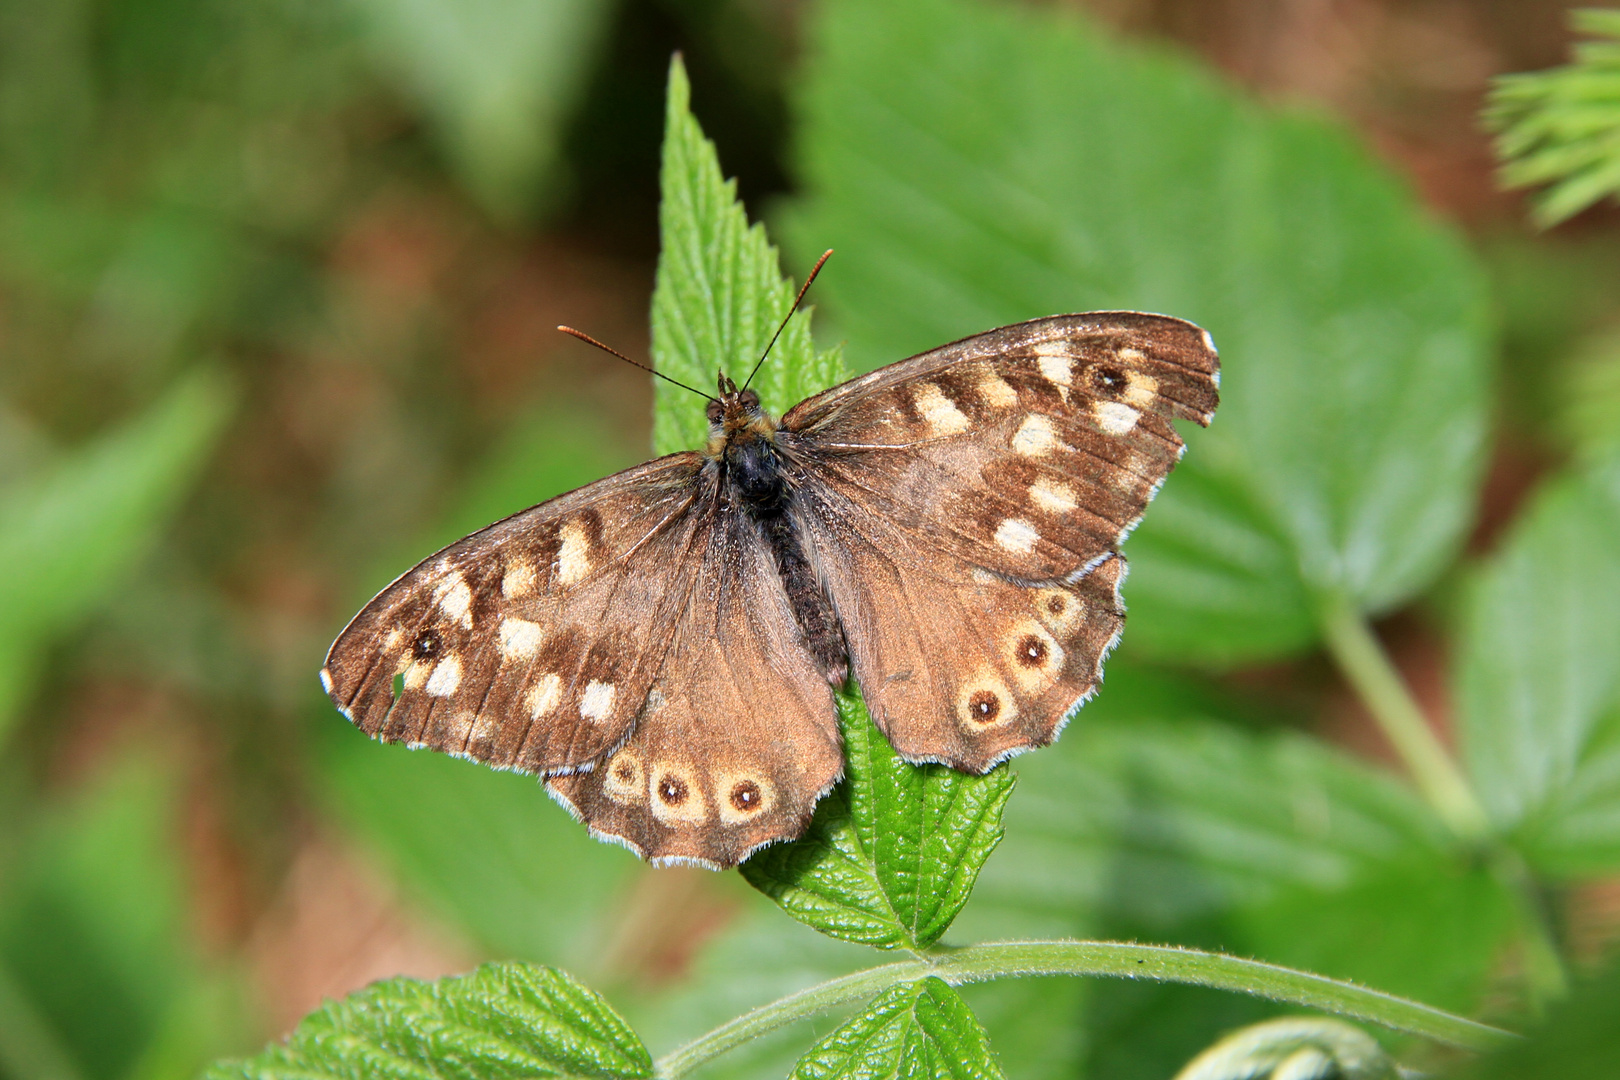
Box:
[1456,454,1620,871]
[210,963,651,1080]
[0,367,232,738]
[790,977,1003,1080]
[650,55,844,457]
[743,693,1014,950]
[786,0,1490,665]
[1485,9,1620,228]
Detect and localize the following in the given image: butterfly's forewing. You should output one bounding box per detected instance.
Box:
[781,313,1218,771]
[322,455,716,775]
[547,501,842,868]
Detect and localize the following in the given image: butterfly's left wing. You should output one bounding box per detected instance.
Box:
[780,312,1218,771]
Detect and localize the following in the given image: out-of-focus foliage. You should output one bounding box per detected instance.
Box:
[1488,9,1620,227]
[5,1,1620,1079]
[784,0,1491,668]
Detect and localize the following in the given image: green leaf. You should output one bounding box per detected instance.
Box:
[785,0,1490,665]
[0,749,208,1080]
[348,0,614,221]
[210,962,652,1080]
[0,368,232,739]
[743,693,1014,950]
[974,707,1448,930]
[1173,1017,1396,1080]
[957,673,1513,1018]
[651,55,844,456]
[1485,10,1620,228]
[1456,454,1620,871]
[789,977,1003,1080]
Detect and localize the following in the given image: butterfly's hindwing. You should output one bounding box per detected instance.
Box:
[547,501,842,868]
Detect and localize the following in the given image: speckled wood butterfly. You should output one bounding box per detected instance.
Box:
[322,310,1219,868]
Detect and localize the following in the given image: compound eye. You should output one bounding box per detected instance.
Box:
[739,389,761,410]
[706,400,724,424]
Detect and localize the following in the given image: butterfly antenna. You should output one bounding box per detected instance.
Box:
[742,249,833,392]
[556,325,718,403]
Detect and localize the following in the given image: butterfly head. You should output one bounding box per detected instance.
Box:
[706,374,776,443]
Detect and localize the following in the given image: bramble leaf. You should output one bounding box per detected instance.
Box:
[651,56,844,456]
[743,693,1014,950]
[789,977,1004,1080]
[1456,454,1620,872]
[209,962,652,1080]
[785,0,1490,665]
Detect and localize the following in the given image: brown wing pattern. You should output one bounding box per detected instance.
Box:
[321,454,714,775]
[547,502,842,868]
[783,313,1218,770]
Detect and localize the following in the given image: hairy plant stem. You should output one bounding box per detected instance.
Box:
[651,940,1511,1080]
[1317,597,1568,1008]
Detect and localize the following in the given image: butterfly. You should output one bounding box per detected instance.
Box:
[322,305,1219,869]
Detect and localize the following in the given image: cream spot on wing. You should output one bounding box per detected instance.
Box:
[435,574,473,629]
[715,769,776,825]
[1093,400,1141,434]
[994,518,1040,555]
[1118,346,1145,362]
[579,680,617,722]
[1038,354,1073,398]
[1011,415,1058,456]
[603,750,644,804]
[383,627,404,652]
[527,673,562,719]
[403,659,431,689]
[502,561,536,598]
[1031,339,1072,356]
[1121,371,1159,409]
[425,653,463,697]
[970,567,999,586]
[1031,477,1078,514]
[975,369,1018,408]
[958,671,1018,730]
[557,519,592,586]
[498,617,543,660]
[1034,588,1085,636]
[1005,620,1065,695]
[649,761,708,824]
[912,381,972,436]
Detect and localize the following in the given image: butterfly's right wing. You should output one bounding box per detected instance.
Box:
[781,313,1218,772]
[322,454,717,775]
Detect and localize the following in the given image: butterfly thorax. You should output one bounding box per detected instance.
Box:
[705,380,788,511]
[704,375,848,686]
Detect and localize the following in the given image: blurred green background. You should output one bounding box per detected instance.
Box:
[3,1,1620,1078]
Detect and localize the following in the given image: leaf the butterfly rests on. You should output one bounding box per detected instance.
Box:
[321,311,1218,868]
[320,59,1218,870]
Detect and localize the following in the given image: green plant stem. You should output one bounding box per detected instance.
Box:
[1318,597,1490,843]
[652,940,1511,1080]
[1318,597,1569,1008]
